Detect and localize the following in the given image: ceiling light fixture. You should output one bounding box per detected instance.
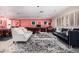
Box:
[40,11,44,13]
[37,6,39,7]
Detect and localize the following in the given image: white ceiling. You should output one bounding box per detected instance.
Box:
[0,6,68,18]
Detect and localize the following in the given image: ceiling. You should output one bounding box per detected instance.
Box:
[0,6,68,18]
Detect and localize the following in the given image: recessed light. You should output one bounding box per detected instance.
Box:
[37,6,39,7]
[17,12,20,14]
[40,11,44,13]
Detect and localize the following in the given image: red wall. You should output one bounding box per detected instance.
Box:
[0,16,53,29]
[12,18,52,28]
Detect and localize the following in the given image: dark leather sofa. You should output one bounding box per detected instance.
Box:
[68,29,79,47]
[53,28,79,47]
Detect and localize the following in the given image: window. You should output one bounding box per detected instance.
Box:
[66,15,69,26]
[63,16,67,27]
[57,17,61,27]
[75,11,79,26]
[61,16,65,27]
[57,18,60,27]
[32,21,36,25]
[44,21,48,25]
[69,13,74,26]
